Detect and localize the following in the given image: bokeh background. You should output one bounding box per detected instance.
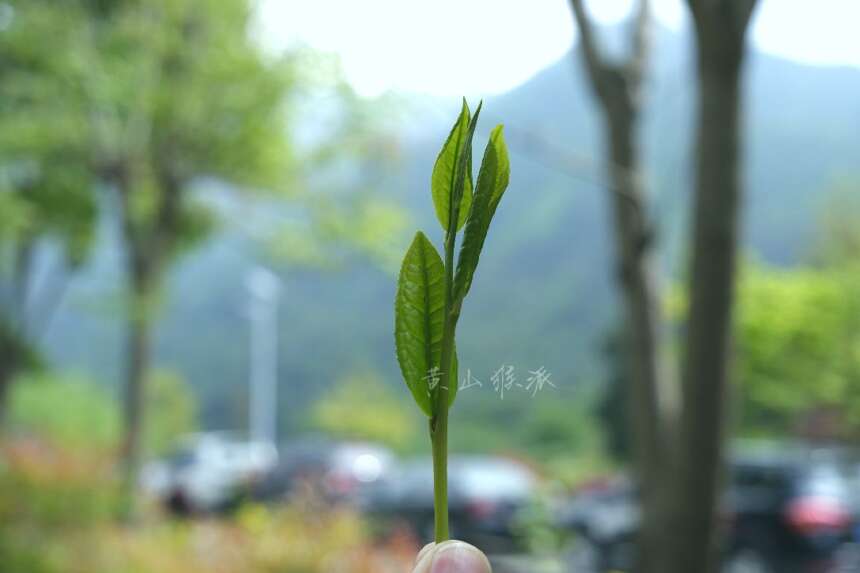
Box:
[1,1,858,572]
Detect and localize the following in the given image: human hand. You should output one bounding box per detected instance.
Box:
[411,540,492,573]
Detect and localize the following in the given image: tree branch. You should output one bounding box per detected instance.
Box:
[568,0,610,101]
[686,0,760,39]
[628,0,651,87]
[736,0,759,33]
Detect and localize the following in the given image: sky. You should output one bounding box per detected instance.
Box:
[258,0,860,97]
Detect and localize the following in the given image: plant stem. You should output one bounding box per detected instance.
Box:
[430,408,449,541]
[432,230,459,542]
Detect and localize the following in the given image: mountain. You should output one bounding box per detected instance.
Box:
[43,26,860,435]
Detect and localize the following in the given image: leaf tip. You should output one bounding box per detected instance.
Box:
[473,100,484,121]
[460,98,470,121]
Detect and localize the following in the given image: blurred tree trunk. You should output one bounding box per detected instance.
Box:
[0,319,24,426]
[115,163,180,520]
[0,348,17,425]
[567,2,674,571]
[0,238,63,426]
[667,2,758,572]
[118,272,154,518]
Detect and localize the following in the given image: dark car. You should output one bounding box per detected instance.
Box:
[726,454,856,572]
[557,475,639,571]
[363,455,538,552]
[561,450,859,572]
[252,438,394,505]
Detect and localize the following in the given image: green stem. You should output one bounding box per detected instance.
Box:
[430,411,449,541]
[432,230,459,542]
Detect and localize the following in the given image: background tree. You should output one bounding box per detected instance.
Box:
[569,0,760,570]
[78,0,294,513]
[735,266,860,438]
[567,2,674,569]
[672,1,759,571]
[0,0,97,422]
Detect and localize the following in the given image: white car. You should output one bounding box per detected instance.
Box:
[143,432,278,513]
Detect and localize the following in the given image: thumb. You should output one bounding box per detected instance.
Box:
[412,541,492,573]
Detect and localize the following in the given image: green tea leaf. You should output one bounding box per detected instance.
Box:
[431,99,474,232]
[394,231,446,416]
[453,124,510,301]
[447,102,482,235]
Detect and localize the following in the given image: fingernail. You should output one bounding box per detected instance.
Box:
[430,541,492,573]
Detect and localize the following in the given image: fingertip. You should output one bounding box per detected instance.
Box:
[429,540,492,573]
[416,542,436,566]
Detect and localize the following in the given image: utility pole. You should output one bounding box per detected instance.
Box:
[246,266,280,446]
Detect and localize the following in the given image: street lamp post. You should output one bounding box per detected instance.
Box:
[246,267,280,446]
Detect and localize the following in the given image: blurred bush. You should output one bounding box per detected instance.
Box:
[0,438,119,571]
[310,371,418,451]
[7,372,120,451]
[7,370,195,455]
[0,435,416,573]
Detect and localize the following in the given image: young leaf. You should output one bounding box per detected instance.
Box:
[453,125,510,301]
[447,102,482,235]
[431,99,474,232]
[394,231,446,416]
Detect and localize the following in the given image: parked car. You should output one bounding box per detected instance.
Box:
[142,432,277,514]
[726,453,857,572]
[252,438,394,504]
[561,450,859,572]
[558,475,639,571]
[363,455,538,552]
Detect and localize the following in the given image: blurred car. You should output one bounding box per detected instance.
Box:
[561,451,859,572]
[252,438,394,504]
[558,474,639,571]
[363,455,538,552]
[142,432,277,514]
[725,453,857,572]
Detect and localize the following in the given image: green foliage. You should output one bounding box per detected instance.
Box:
[0,1,98,385]
[394,102,512,541]
[92,0,293,190]
[7,370,196,454]
[0,0,96,254]
[0,442,406,573]
[450,391,605,465]
[272,194,411,273]
[394,102,510,419]
[520,398,603,459]
[431,100,473,232]
[0,441,119,530]
[394,232,447,416]
[8,373,120,451]
[454,124,510,301]
[735,262,860,436]
[310,371,417,450]
[143,369,197,455]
